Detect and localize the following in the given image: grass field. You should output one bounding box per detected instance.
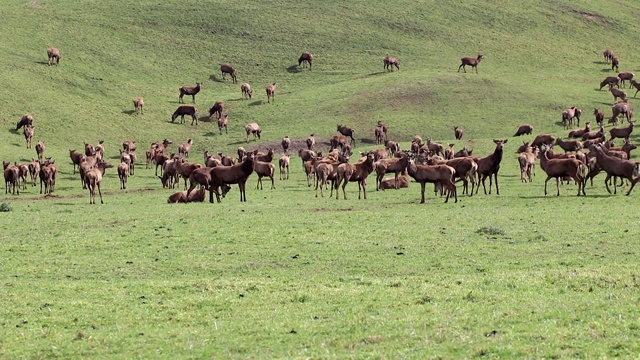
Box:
[2,0,640,358]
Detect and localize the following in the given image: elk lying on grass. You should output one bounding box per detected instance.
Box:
[266,82,277,103]
[375,152,409,190]
[458,54,484,74]
[567,122,591,139]
[179,82,202,103]
[220,64,238,83]
[241,83,252,99]
[279,154,290,180]
[609,121,635,141]
[383,56,400,71]
[454,147,473,158]
[379,171,410,190]
[475,139,507,195]
[582,124,605,141]
[513,124,533,137]
[133,97,144,114]
[172,105,198,125]
[407,158,457,203]
[562,107,582,129]
[336,153,376,199]
[539,146,585,196]
[298,52,313,70]
[47,47,61,65]
[337,124,356,146]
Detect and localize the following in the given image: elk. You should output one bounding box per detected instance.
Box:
[245,123,262,143]
[220,64,238,83]
[330,135,349,151]
[68,149,85,174]
[172,105,198,125]
[279,136,291,154]
[593,108,605,126]
[377,121,388,142]
[94,140,105,161]
[385,140,400,156]
[188,153,255,203]
[279,154,290,180]
[17,114,33,130]
[458,54,484,73]
[582,124,606,141]
[35,141,45,160]
[630,79,640,98]
[454,147,473,158]
[454,126,464,140]
[610,100,633,125]
[23,125,34,149]
[426,138,445,156]
[562,107,582,129]
[28,159,40,187]
[568,122,591,139]
[209,101,224,119]
[611,56,620,72]
[517,141,532,154]
[383,56,400,71]
[374,126,385,145]
[554,138,583,153]
[84,161,113,204]
[599,76,620,90]
[47,47,60,65]
[179,138,193,158]
[3,161,19,195]
[444,144,455,160]
[538,147,585,196]
[518,147,539,182]
[306,134,316,150]
[475,139,507,195]
[610,121,635,141]
[178,82,202,103]
[217,114,229,135]
[175,158,202,190]
[407,159,457,203]
[532,134,557,149]
[337,124,356,146]
[133,97,144,114]
[375,152,410,191]
[298,52,313,70]
[603,49,615,63]
[513,124,534,137]
[610,84,626,103]
[254,160,276,190]
[379,171,410,190]
[240,83,253,99]
[117,162,129,189]
[266,82,277,103]
[591,145,640,195]
[336,153,376,200]
[123,140,137,152]
[618,72,635,88]
[38,158,57,195]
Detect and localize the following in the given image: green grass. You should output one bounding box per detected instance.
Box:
[2,0,640,358]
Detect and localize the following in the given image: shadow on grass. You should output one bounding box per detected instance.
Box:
[593,61,609,65]
[601,68,615,72]
[198,115,213,123]
[209,74,225,83]
[518,194,609,199]
[122,109,136,115]
[359,138,377,145]
[203,131,217,137]
[35,61,49,65]
[228,140,252,146]
[248,100,264,106]
[287,65,301,73]
[9,129,20,135]
[366,71,386,77]
[12,143,22,148]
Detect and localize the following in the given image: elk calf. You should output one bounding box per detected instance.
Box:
[458,54,484,73]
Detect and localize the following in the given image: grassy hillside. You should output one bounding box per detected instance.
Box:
[2,0,640,358]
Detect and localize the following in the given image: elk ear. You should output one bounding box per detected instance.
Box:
[503,139,508,144]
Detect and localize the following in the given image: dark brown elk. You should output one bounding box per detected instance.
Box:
[220,64,238,83]
[298,52,313,70]
[47,47,61,65]
[599,76,620,90]
[532,134,556,149]
[117,162,129,189]
[562,107,582,129]
[217,114,229,135]
[591,145,640,195]
[337,124,356,146]
[610,100,633,125]
[23,125,34,149]
[475,139,507,195]
[603,49,615,63]
[172,105,198,125]
[16,114,33,130]
[618,72,635,88]
[245,123,262,143]
[593,108,605,126]
[3,161,19,195]
[281,136,291,154]
[123,140,137,152]
[611,56,620,72]
[385,140,400,156]
[374,126,385,145]
[68,149,85,174]
[458,54,483,73]
[444,144,455,160]
[454,126,464,140]
[426,139,445,156]
[407,159,457,203]
[539,147,585,196]
[330,135,349,151]
[28,159,40,187]
[127,149,137,174]
[610,85,626,103]
[513,124,533,137]
[568,122,591,139]
[336,153,376,200]
[175,158,202,190]
[133,97,144,114]
[254,160,276,190]
[209,101,224,119]
[35,141,45,161]
[609,121,635,141]
[383,56,400,71]
[630,79,640,98]
[178,82,202,103]
[517,141,531,153]
[518,147,539,182]
[84,142,95,157]
[454,147,473,158]
[554,138,583,153]
[38,158,57,195]
[377,121,388,142]
[582,124,606,141]
[266,82,277,103]
[84,161,113,204]
[306,134,315,150]
[240,83,252,99]
[178,139,193,158]
[188,153,255,203]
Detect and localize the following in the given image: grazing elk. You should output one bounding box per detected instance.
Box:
[217,114,229,135]
[458,54,484,73]
[23,125,34,149]
[513,124,534,136]
[47,47,61,65]
[630,79,640,98]
[337,124,356,146]
[383,56,400,71]
[220,64,238,83]
[17,114,34,130]
[599,76,620,90]
[454,126,464,140]
[245,123,262,143]
[610,84,626,103]
[266,82,277,103]
[475,139,507,195]
[240,83,253,99]
[209,101,224,119]
[133,97,144,114]
[592,145,640,195]
[298,52,313,70]
[171,105,198,125]
[178,82,202,103]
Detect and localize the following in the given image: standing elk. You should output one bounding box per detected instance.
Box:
[458,54,484,73]
[611,56,620,72]
[454,126,464,140]
[217,114,229,135]
[383,56,400,71]
[245,123,262,143]
[611,100,633,125]
[133,97,144,114]
[171,105,198,125]
[39,158,57,195]
[179,139,193,158]
[84,161,113,204]
[178,82,202,103]
[306,134,316,150]
[618,72,635,88]
[336,153,376,200]
[609,121,635,141]
[475,139,507,195]
[279,154,290,180]
[3,161,19,195]
[35,141,46,161]
[603,49,615,63]
[209,101,224,119]
[240,83,253,99]
[610,85,626,103]
[374,126,385,145]
[593,108,605,126]
[562,107,582,129]
[266,82,277,103]
[630,79,640,98]
[337,124,356,146]
[281,136,291,154]
[538,146,585,196]
[24,125,34,149]
[117,162,129,189]
[47,47,61,66]
[220,64,238,83]
[513,124,534,136]
[376,121,388,141]
[407,158,458,203]
[28,159,40,187]
[591,145,640,195]
[298,52,313,70]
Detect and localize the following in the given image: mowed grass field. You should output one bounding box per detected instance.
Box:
[2,0,640,358]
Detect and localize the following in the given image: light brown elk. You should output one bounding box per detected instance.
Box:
[603,49,615,63]
[245,123,262,143]
[513,124,533,137]
[336,153,376,200]
[47,47,60,65]
[610,85,626,103]
[518,147,539,182]
[240,83,252,99]
[591,145,640,195]
[562,107,582,129]
[28,159,40,187]
[279,155,290,180]
[254,160,276,190]
[35,141,45,160]
[217,114,229,135]
[84,161,113,204]
[133,97,144,114]
[117,162,129,189]
[454,126,464,140]
[178,82,202,103]
[337,124,356,146]
[68,149,85,174]
[306,134,315,150]
[539,147,585,196]
[407,159,457,203]
[23,125,34,149]
[383,56,400,71]
[3,161,19,195]
[281,136,291,154]
[458,54,483,73]
[555,138,583,153]
[178,139,193,158]
[266,82,277,103]
[189,153,255,203]
[374,152,409,190]
[16,114,33,130]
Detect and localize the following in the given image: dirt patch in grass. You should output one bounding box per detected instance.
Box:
[26,0,45,9]
[574,10,605,22]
